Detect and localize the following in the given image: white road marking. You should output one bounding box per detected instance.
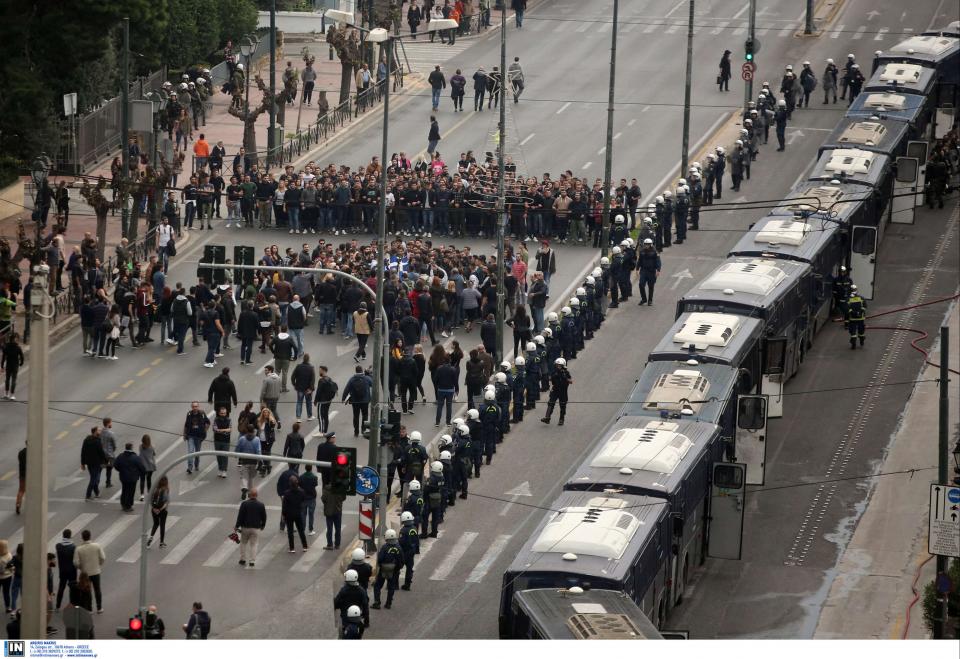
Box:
[711,21,730,35]
[643,23,658,34]
[160,516,220,565]
[875,27,889,41]
[552,22,568,33]
[831,24,845,39]
[614,132,622,140]
[414,529,444,563]
[732,2,750,20]
[777,24,793,37]
[642,106,651,113]
[575,23,590,33]
[47,513,98,553]
[627,118,637,126]
[853,25,867,40]
[203,537,241,568]
[597,146,606,155]
[8,514,62,547]
[582,161,592,169]
[665,23,679,35]
[622,22,636,33]
[96,515,138,551]
[466,534,513,583]
[289,534,329,573]
[732,25,747,36]
[519,133,535,146]
[116,516,181,563]
[429,531,478,580]
[556,101,572,114]
[251,532,288,569]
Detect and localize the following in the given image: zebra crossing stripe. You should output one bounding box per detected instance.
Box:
[8,513,58,547]
[290,538,328,573]
[47,514,98,554]
[250,532,289,570]
[160,517,220,565]
[466,534,512,583]
[116,516,181,563]
[429,531,478,580]
[96,515,138,551]
[203,536,241,568]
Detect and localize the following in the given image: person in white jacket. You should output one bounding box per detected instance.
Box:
[73,529,106,613]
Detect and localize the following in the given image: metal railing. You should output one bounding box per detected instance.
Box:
[60,68,168,173]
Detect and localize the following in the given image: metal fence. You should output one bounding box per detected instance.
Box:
[61,68,168,174]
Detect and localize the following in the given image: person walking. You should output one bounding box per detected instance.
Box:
[300,464,319,536]
[342,365,371,437]
[234,428,261,501]
[113,442,145,512]
[183,602,212,639]
[183,401,210,474]
[823,58,838,104]
[100,418,117,489]
[72,530,105,614]
[428,65,446,111]
[321,481,346,549]
[147,476,170,548]
[472,66,487,111]
[207,367,238,415]
[282,474,308,553]
[138,435,156,501]
[53,529,78,610]
[314,366,338,434]
[507,56,524,103]
[1,332,24,400]
[235,487,267,567]
[291,355,316,421]
[427,115,442,159]
[450,68,466,111]
[212,407,232,478]
[718,50,732,91]
[260,365,282,421]
[353,304,371,362]
[80,427,106,500]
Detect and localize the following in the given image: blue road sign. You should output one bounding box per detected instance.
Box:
[356,466,380,496]
[946,487,960,504]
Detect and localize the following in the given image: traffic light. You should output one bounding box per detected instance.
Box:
[117,615,143,639]
[331,447,357,496]
[744,38,755,62]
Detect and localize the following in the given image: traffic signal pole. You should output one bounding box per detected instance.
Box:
[599,0,619,258]
[744,0,757,110]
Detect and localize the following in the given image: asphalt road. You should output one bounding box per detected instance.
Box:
[2,0,957,640]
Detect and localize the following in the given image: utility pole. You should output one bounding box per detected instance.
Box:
[934,324,949,639]
[599,0,619,258]
[744,0,756,110]
[495,8,507,363]
[681,0,695,177]
[21,266,51,639]
[371,35,393,550]
[805,0,815,34]
[269,0,277,167]
[120,17,130,238]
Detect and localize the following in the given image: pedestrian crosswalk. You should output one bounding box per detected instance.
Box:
[3,507,513,584]
[397,38,474,74]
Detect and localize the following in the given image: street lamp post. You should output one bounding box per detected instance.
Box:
[239,36,257,116]
[599,0,619,257]
[269,0,278,167]
[495,7,507,363]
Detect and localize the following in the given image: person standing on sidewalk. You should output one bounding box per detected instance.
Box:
[408,0,423,39]
[1,332,24,400]
[512,0,526,28]
[235,487,267,567]
[302,61,317,105]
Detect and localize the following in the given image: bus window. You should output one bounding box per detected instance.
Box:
[895,157,918,183]
[714,463,745,489]
[737,396,766,430]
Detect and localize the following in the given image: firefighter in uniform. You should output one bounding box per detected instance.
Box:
[846,284,867,349]
[832,265,852,323]
[541,358,573,426]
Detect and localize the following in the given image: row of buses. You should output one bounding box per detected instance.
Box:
[499,26,959,640]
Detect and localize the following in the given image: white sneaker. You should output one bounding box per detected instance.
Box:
[441,331,449,338]
[140,495,144,501]
[310,229,316,234]
[215,353,224,357]
[306,416,315,421]
[165,339,176,345]
[7,395,15,400]
[426,232,432,238]
[289,229,294,234]
[334,229,340,236]
[203,363,215,368]
[308,530,316,536]
[110,356,119,360]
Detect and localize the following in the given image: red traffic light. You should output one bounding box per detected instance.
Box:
[129,617,143,631]
[336,453,349,466]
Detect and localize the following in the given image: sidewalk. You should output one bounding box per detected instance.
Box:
[814,301,959,639]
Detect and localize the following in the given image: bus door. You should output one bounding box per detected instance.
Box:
[891,156,919,226]
[906,142,928,208]
[707,463,747,560]
[735,395,768,485]
[760,336,786,418]
[850,225,878,299]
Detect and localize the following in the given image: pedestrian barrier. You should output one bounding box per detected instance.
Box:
[358,499,374,541]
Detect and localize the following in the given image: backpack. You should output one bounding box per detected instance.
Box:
[166,237,177,257]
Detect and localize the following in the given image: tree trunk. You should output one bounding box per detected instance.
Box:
[278,96,287,131]
[244,118,259,167]
[126,197,138,242]
[339,62,353,105]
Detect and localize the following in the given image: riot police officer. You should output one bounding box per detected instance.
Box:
[832,265,853,322]
[348,547,373,593]
[775,99,789,151]
[334,570,370,635]
[568,298,584,353]
[403,480,424,528]
[371,529,404,609]
[610,214,628,246]
[846,284,867,349]
[579,285,595,339]
[343,605,365,639]
[559,309,577,361]
[704,155,716,205]
[402,431,428,500]
[730,140,745,191]
[494,371,512,435]
[480,390,500,464]
[636,238,662,306]
[524,342,541,408]
[466,409,483,477]
[511,357,526,423]
[439,449,455,506]
[534,333,550,390]
[674,183,689,244]
[660,190,674,247]
[689,172,703,230]
[421,462,445,537]
[608,247,623,308]
[714,146,726,199]
[541,358,573,426]
[398,511,419,591]
[452,424,472,498]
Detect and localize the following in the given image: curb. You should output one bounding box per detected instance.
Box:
[795,0,846,38]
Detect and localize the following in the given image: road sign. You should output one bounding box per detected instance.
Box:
[741,62,756,74]
[742,69,754,82]
[356,465,380,496]
[928,484,960,558]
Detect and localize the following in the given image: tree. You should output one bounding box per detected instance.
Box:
[227,73,294,167]
[78,178,113,262]
[218,0,260,46]
[326,24,363,105]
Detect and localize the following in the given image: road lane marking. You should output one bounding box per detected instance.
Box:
[151,358,163,366]
[597,146,606,155]
[466,534,512,583]
[642,106,651,113]
[614,132,621,140]
[47,513,98,553]
[106,392,119,400]
[251,532,288,569]
[160,516,220,565]
[875,27,889,41]
[8,513,57,546]
[203,537,241,568]
[628,118,637,126]
[0,471,14,481]
[853,25,866,40]
[137,368,151,377]
[117,516,181,563]
[56,431,69,441]
[290,536,329,573]
[575,23,590,33]
[582,161,592,169]
[121,380,135,389]
[830,24,845,38]
[429,531,478,580]
[87,404,102,415]
[711,21,730,35]
[96,515,138,550]
[519,133,535,146]
[556,102,571,114]
[71,419,84,428]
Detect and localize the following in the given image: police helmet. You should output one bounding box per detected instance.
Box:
[188,82,196,88]
[344,569,359,584]
[655,195,664,204]
[682,185,690,194]
[847,53,855,60]
[351,548,366,562]
[439,450,452,461]
[457,423,470,435]
[483,390,496,402]
[543,327,553,338]
[555,357,566,367]
[202,68,211,74]
[612,246,621,255]
[744,118,753,125]
[561,306,573,316]
[534,334,546,345]
[706,153,716,161]
[740,128,749,135]
[614,214,625,224]
[577,286,587,297]
[500,360,511,370]
[716,146,725,155]
[236,62,244,71]
[826,58,834,64]
[347,605,363,620]
[430,461,443,474]
[678,178,687,186]
[495,372,507,383]
[600,257,610,266]
[568,297,580,309]
[400,511,414,523]
[803,60,811,66]
[663,189,673,199]
[514,356,525,367]
[182,73,190,81]
[586,275,595,285]
[839,265,847,272]
[409,479,421,492]
[526,341,537,352]
[736,139,744,147]
[484,384,495,393]
[162,81,172,89]
[196,77,205,85]
[692,161,701,170]
[620,240,630,249]
[547,311,559,322]
[762,81,770,88]
[385,528,398,541]
[750,109,758,116]
[785,64,793,71]
[452,417,464,427]
[439,434,453,447]
[748,101,756,109]
[851,63,860,69]
[179,82,188,90]
[410,431,422,443]
[467,408,480,420]
[643,238,654,245]
[690,172,701,181]
[592,267,603,278]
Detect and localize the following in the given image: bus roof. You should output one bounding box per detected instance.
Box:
[621,360,740,427]
[513,588,664,640]
[678,257,812,318]
[865,61,938,96]
[819,118,911,157]
[728,212,845,264]
[648,312,763,366]
[807,147,892,187]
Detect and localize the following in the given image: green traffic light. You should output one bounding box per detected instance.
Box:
[745,53,753,61]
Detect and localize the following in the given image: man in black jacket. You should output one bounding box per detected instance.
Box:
[236,301,259,365]
[55,529,77,608]
[342,366,371,437]
[113,443,146,512]
[434,361,458,426]
[315,431,340,485]
[314,366,338,434]
[207,367,238,414]
[291,354,316,421]
[235,488,267,567]
[480,313,497,356]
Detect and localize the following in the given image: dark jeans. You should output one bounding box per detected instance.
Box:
[139,471,153,495]
[89,573,102,611]
[120,480,137,509]
[317,402,332,433]
[325,512,342,547]
[436,389,454,425]
[204,333,220,364]
[240,336,254,363]
[151,509,168,542]
[85,464,102,498]
[214,438,230,471]
[351,403,368,435]
[286,514,307,550]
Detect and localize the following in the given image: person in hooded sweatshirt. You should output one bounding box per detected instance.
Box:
[270,325,298,393]
[170,287,193,355]
[286,295,307,357]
